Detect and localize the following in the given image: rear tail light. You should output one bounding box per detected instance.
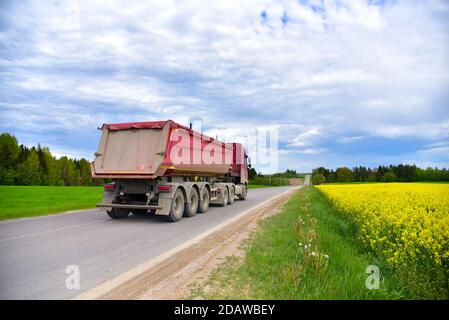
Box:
[104,183,115,190]
[158,185,172,192]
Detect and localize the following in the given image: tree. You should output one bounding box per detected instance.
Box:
[357,166,369,181]
[375,165,389,182]
[311,165,448,183]
[59,156,81,186]
[353,166,361,182]
[16,148,41,185]
[327,171,336,183]
[248,167,257,180]
[77,159,93,186]
[0,133,20,184]
[384,172,397,182]
[272,169,301,178]
[353,166,369,182]
[312,173,325,185]
[37,145,61,185]
[313,167,330,181]
[336,167,352,182]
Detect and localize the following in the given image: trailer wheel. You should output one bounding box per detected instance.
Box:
[107,208,130,219]
[165,189,185,222]
[221,188,229,207]
[107,209,117,219]
[228,186,235,205]
[198,188,210,213]
[184,188,199,217]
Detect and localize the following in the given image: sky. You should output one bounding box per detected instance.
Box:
[0,0,448,173]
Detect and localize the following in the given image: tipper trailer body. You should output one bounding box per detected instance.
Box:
[91,120,249,221]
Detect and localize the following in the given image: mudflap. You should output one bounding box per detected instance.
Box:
[100,190,116,210]
[155,196,172,215]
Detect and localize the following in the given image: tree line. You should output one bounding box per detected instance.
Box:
[312,164,449,185]
[248,168,303,180]
[0,132,98,186]
[248,169,303,186]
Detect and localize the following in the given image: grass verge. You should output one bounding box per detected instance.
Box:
[188,187,412,299]
[0,186,103,220]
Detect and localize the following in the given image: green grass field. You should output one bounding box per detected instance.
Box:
[0,186,103,220]
[0,184,283,220]
[189,187,411,299]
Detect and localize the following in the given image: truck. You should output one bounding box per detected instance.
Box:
[91,120,250,222]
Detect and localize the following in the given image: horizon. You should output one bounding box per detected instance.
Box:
[1,0,448,173]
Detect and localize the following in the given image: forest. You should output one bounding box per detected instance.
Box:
[312,164,449,185]
[0,132,97,186]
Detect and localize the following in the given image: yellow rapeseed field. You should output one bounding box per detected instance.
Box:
[316,183,449,296]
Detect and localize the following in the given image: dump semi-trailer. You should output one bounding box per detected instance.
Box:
[91,120,250,222]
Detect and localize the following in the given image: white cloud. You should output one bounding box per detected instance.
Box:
[370,120,449,139]
[419,146,449,154]
[337,136,364,144]
[0,0,448,170]
[280,147,328,155]
[418,141,449,154]
[288,128,323,147]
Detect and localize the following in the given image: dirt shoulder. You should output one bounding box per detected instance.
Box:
[81,188,297,300]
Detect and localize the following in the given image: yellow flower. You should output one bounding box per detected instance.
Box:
[316,183,449,272]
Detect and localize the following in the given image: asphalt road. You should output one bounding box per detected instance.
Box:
[0,186,295,299]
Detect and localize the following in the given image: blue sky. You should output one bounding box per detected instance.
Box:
[0,0,448,173]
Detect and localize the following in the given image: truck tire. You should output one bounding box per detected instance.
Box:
[184,188,199,217]
[239,185,248,200]
[221,188,229,207]
[107,208,130,219]
[228,186,235,205]
[198,188,210,213]
[165,189,185,222]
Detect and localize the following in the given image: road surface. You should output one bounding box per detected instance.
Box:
[0,186,294,299]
